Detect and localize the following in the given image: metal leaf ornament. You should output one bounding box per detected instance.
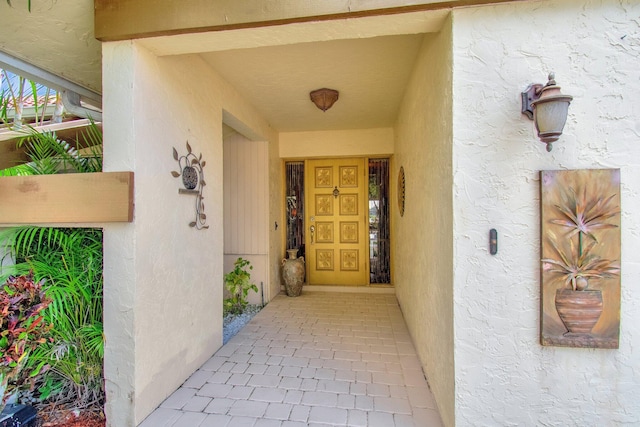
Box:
[171,141,209,229]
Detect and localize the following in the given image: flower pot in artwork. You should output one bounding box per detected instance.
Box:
[555,289,603,334]
[282,249,305,297]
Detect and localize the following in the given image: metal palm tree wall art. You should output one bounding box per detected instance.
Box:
[171,141,208,229]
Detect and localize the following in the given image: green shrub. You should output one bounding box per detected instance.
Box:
[0,227,104,410]
[0,272,52,412]
[223,258,258,315]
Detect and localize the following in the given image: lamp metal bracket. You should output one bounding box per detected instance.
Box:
[521,83,544,120]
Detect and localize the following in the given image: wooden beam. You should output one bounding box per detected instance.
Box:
[0,172,134,224]
[95,0,525,42]
[0,138,29,170]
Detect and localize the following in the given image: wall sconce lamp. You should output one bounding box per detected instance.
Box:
[521,72,573,152]
[310,88,339,112]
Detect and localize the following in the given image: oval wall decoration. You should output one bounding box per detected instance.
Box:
[397,166,405,217]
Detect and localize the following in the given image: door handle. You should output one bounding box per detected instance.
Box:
[310,225,315,244]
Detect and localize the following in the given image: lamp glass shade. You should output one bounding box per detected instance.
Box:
[523,73,573,151]
[533,97,571,143]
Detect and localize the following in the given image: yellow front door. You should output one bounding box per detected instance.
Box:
[305,158,368,286]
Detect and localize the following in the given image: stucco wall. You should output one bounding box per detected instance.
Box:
[393,19,454,427]
[279,127,394,158]
[452,1,640,425]
[0,0,101,93]
[102,41,276,425]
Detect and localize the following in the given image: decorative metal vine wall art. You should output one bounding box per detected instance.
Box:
[171,141,208,229]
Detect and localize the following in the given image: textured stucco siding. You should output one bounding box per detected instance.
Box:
[393,17,455,427]
[102,41,137,427]
[102,41,277,425]
[452,0,640,425]
[0,1,102,93]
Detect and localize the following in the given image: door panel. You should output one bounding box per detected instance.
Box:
[306,158,367,285]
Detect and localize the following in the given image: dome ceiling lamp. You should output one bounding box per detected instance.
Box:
[521,72,573,152]
[310,88,339,112]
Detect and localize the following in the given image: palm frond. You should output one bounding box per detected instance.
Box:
[17,129,79,174]
[0,163,32,176]
[13,121,102,175]
[76,121,103,173]
[79,324,105,358]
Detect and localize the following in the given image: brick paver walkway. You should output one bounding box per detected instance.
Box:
[140,292,443,426]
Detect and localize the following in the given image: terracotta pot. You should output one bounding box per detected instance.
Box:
[282,249,305,297]
[555,289,603,334]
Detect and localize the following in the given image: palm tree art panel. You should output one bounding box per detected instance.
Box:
[540,169,621,348]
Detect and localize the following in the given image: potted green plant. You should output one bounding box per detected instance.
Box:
[223,258,258,315]
[542,187,620,335]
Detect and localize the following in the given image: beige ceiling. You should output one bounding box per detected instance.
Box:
[141,10,449,133]
[1,2,448,133]
[201,35,426,132]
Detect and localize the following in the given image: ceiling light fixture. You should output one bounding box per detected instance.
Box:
[310,88,339,112]
[521,72,573,152]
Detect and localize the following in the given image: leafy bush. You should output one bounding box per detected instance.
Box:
[223,258,258,315]
[0,272,52,412]
[0,227,104,410]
